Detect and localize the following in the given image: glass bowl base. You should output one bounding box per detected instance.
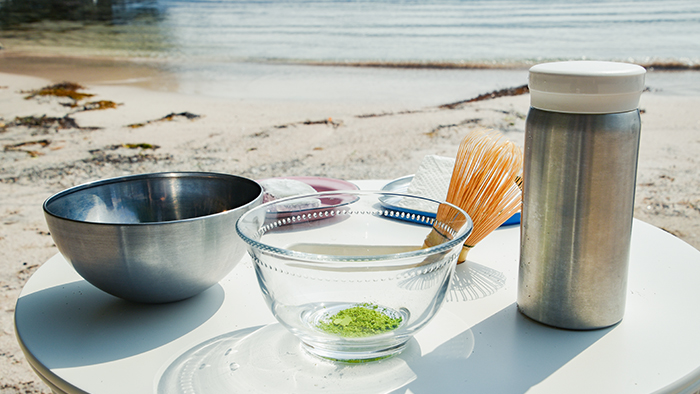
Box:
[301,340,409,363]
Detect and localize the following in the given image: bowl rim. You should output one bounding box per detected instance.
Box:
[235,190,473,265]
[43,171,263,226]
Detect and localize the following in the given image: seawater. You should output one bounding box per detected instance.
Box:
[2,0,699,66]
[162,0,700,67]
[1,0,699,102]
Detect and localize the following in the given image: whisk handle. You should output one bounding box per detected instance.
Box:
[458,245,472,263]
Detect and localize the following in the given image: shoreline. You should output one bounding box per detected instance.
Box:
[0,50,534,107]
[2,50,700,105]
[2,58,700,393]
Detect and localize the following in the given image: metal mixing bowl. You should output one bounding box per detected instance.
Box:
[43,172,263,303]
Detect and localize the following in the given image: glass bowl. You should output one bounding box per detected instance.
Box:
[236,191,472,362]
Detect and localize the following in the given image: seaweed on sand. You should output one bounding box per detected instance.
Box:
[22,82,94,102]
[126,112,201,128]
[439,84,529,109]
[21,82,120,113]
[104,143,160,150]
[87,147,171,165]
[84,143,163,164]
[11,115,99,131]
[69,100,122,112]
[355,109,421,119]
[4,139,51,157]
[273,117,342,129]
[425,118,482,136]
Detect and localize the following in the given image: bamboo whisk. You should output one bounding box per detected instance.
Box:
[424,128,523,263]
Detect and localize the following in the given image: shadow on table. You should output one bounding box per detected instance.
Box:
[446,260,507,302]
[402,303,614,393]
[15,279,224,368]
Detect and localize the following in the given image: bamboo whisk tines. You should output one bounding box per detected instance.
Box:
[438,128,523,263]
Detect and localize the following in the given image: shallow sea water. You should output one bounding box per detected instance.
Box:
[2,0,699,65]
[1,0,699,100]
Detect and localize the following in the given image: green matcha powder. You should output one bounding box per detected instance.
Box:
[316,303,403,337]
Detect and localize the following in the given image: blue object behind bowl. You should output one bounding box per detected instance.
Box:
[380,175,520,227]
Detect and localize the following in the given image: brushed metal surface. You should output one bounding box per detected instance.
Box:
[43,172,262,303]
[518,109,641,329]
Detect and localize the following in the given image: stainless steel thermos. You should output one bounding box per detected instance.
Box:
[518,61,646,329]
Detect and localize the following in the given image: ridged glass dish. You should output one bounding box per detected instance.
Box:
[236,191,472,362]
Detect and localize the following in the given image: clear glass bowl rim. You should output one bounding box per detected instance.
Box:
[235,190,473,265]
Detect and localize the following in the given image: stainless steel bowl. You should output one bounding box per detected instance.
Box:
[43,172,263,303]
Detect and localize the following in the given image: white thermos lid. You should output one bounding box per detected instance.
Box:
[529,61,646,114]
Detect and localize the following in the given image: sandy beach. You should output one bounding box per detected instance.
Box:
[1,56,699,393]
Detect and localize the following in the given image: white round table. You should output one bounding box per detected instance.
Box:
[14,180,700,394]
